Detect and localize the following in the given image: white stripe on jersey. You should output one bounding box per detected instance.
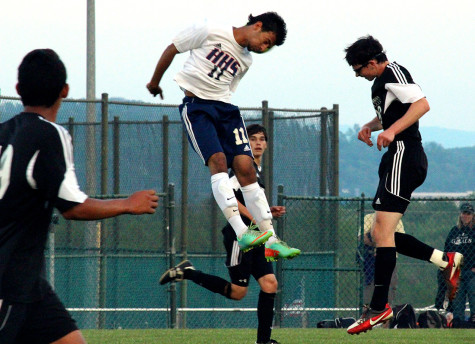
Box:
[181,104,206,164]
[390,141,405,196]
[26,150,40,189]
[387,63,408,84]
[38,117,88,203]
[229,240,241,267]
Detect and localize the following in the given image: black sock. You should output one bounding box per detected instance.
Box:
[257,291,276,343]
[370,247,396,311]
[184,269,231,298]
[395,232,434,261]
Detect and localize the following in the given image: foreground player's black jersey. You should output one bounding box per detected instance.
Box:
[371,62,425,143]
[0,112,87,302]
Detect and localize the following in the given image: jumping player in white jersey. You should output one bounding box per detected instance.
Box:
[0,49,158,344]
[344,35,463,335]
[147,12,299,259]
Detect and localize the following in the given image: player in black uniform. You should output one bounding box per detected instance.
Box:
[344,36,463,334]
[0,49,159,344]
[159,124,294,344]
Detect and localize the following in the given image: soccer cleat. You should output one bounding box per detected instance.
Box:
[159,260,195,285]
[237,227,272,252]
[347,304,393,335]
[265,240,301,261]
[256,340,280,344]
[441,252,464,301]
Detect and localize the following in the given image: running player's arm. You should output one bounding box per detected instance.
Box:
[377,98,429,150]
[358,116,382,147]
[147,43,180,99]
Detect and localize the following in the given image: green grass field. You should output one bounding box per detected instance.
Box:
[83,328,474,344]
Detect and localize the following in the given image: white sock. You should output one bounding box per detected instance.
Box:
[240,182,274,235]
[211,172,247,238]
[266,235,279,245]
[430,249,448,269]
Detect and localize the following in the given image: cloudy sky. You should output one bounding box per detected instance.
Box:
[1,0,474,133]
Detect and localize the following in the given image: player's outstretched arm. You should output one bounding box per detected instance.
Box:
[146,43,180,99]
[62,190,159,220]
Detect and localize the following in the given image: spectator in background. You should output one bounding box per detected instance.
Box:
[436,203,475,326]
[358,213,405,307]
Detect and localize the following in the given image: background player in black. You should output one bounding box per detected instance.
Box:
[0,49,159,344]
[159,124,286,344]
[344,35,463,334]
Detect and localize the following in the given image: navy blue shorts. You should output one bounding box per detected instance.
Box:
[372,140,427,214]
[0,287,78,344]
[179,96,253,167]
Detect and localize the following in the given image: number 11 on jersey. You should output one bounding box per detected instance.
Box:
[233,128,249,145]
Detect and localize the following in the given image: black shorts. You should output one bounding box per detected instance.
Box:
[372,141,427,214]
[222,224,274,287]
[0,287,78,344]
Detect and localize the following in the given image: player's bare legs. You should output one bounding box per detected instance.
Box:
[208,152,271,250]
[52,330,87,344]
[348,211,397,334]
[371,211,401,247]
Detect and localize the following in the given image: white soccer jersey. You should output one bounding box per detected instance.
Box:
[173,22,253,103]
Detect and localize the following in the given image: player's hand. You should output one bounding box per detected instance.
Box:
[377,130,395,151]
[127,190,159,214]
[146,83,164,99]
[270,206,286,218]
[357,126,373,147]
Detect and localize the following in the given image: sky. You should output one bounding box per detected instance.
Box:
[1,0,474,133]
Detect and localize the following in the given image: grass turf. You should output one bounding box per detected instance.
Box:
[83,328,475,344]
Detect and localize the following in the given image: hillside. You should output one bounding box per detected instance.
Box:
[339,126,475,196]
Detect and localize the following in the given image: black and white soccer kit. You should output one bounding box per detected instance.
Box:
[0,112,87,343]
[371,62,428,214]
[222,164,273,287]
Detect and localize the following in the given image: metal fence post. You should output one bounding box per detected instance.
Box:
[167,184,177,328]
[98,93,109,329]
[319,108,328,196]
[358,193,366,314]
[180,128,189,328]
[275,184,285,327]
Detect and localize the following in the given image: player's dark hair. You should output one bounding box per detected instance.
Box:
[246,123,268,141]
[17,49,67,107]
[344,35,388,66]
[247,12,287,46]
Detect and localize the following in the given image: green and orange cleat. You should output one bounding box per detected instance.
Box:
[265,240,301,261]
[237,225,272,252]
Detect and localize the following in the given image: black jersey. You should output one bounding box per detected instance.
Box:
[0,112,87,302]
[371,62,425,143]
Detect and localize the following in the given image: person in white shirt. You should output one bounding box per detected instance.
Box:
[147,12,299,259]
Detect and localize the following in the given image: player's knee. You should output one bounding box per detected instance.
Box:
[260,275,278,293]
[233,161,257,185]
[229,284,248,300]
[208,153,228,174]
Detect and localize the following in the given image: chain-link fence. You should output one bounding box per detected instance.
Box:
[2,96,473,329]
[274,193,475,328]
